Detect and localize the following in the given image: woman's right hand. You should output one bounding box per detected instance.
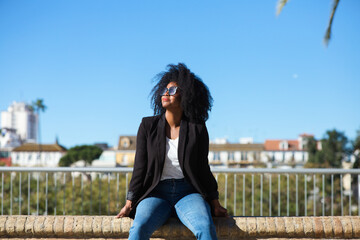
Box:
[115,200,133,218]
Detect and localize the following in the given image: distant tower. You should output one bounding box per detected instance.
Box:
[1,101,38,142]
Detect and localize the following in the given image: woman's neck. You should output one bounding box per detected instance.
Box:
[165,110,183,128]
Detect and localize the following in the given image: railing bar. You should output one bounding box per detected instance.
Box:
[358,175,360,216]
[108,173,111,215]
[331,174,334,216]
[349,175,352,216]
[269,174,272,217]
[63,173,66,215]
[296,174,298,216]
[19,173,22,215]
[243,174,245,216]
[322,174,325,216]
[233,174,236,216]
[116,173,119,211]
[54,173,57,216]
[287,174,289,216]
[225,174,228,209]
[99,173,102,215]
[341,174,343,216]
[72,173,75,215]
[28,173,30,215]
[81,174,84,215]
[260,174,263,216]
[3,166,360,174]
[304,174,307,216]
[126,173,129,204]
[10,172,13,215]
[1,173,3,215]
[37,173,39,215]
[251,174,254,216]
[90,175,92,215]
[313,174,316,216]
[278,174,280,216]
[45,172,48,215]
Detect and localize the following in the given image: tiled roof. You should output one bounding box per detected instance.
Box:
[12,143,67,152]
[299,133,314,137]
[118,136,137,150]
[264,140,299,151]
[209,143,264,152]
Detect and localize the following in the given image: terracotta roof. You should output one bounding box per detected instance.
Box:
[264,140,299,151]
[12,143,67,152]
[299,133,314,137]
[118,136,137,150]
[209,143,264,152]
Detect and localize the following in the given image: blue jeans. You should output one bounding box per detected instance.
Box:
[129,178,217,240]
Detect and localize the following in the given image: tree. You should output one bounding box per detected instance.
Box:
[306,136,324,166]
[276,0,340,46]
[321,129,349,168]
[306,129,349,168]
[59,145,103,166]
[32,99,47,145]
[352,128,360,169]
[353,128,360,152]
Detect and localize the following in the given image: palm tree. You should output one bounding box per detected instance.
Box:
[32,99,47,163]
[276,0,340,46]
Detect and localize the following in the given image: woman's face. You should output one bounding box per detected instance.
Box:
[161,81,181,110]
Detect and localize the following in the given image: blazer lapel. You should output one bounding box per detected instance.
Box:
[157,114,167,173]
[178,118,188,170]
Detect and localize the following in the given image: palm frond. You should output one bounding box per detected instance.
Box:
[276,0,289,16]
[324,0,340,46]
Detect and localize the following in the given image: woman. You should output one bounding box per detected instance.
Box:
[116,63,227,240]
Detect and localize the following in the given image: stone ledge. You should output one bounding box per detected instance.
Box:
[0,215,359,239]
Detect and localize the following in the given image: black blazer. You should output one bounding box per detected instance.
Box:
[127,114,219,218]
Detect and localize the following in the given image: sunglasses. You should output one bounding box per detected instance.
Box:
[160,86,179,96]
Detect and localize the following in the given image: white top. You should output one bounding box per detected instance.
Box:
[160,137,184,180]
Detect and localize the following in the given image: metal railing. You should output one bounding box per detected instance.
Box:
[1,167,360,216]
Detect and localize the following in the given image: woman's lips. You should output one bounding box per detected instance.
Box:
[162,98,169,101]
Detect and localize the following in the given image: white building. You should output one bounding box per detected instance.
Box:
[1,101,38,143]
[261,134,313,167]
[11,141,66,167]
[209,138,264,167]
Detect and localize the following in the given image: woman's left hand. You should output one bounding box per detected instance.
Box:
[211,199,228,217]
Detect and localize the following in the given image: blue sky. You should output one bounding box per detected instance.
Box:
[1,0,359,148]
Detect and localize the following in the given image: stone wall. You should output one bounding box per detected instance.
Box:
[0,215,359,239]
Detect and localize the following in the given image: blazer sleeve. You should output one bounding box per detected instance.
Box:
[127,118,148,202]
[198,125,219,201]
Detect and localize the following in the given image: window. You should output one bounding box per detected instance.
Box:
[241,152,247,161]
[228,152,234,161]
[122,155,128,165]
[279,141,288,150]
[213,152,220,161]
[121,138,130,148]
